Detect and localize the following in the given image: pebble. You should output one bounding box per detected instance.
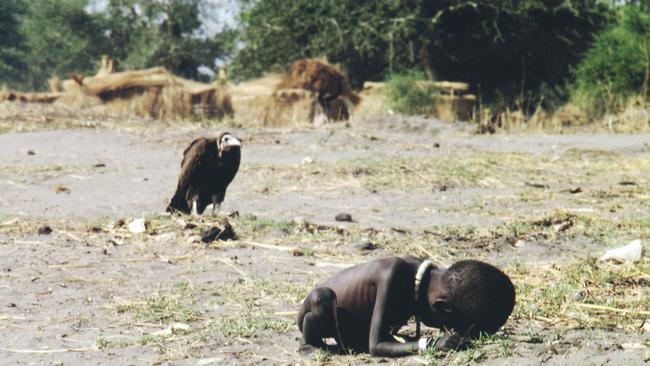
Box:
[335,213,353,222]
[37,225,53,235]
[356,241,376,251]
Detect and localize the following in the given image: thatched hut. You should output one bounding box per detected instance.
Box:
[1,56,233,120]
[229,59,361,126]
[60,66,233,120]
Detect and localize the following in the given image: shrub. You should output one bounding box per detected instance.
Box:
[572,8,650,116]
[385,71,437,115]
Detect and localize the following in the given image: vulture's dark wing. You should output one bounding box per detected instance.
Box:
[180,138,204,167]
[167,138,211,213]
[177,138,211,194]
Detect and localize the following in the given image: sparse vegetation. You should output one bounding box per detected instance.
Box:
[385,71,437,115]
[0,111,648,364]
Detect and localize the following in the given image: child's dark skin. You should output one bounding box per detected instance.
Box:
[297,256,515,357]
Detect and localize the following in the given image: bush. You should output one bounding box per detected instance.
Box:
[572,8,650,116]
[385,71,437,115]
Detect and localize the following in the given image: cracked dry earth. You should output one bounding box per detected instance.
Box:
[0,111,649,365]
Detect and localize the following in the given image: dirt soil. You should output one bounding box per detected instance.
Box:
[0,105,649,365]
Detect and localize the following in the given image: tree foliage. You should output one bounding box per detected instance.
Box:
[572,7,650,115]
[97,0,236,81]
[232,0,611,108]
[0,0,30,89]
[231,0,423,87]
[420,0,611,109]
[22,0,103,89]
[14,0,235,90]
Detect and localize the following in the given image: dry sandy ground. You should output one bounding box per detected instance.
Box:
[0,109,649,365]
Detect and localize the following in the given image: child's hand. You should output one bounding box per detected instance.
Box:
[433,333,470,352]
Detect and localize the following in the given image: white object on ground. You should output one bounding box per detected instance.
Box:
[128,218,147,234]
[598,239,643,263]
[151,322,190,337]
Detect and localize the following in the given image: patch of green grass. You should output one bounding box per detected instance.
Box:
[217,309,292,338]
[511,258,650,330]
[312,348,332,363]
[95,337,110,350]
[114,281,201,324]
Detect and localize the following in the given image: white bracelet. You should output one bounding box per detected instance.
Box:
[418,337,430,352]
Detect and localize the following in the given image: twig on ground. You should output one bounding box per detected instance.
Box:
[238,240,297,252]
[573,303,650,316]
[214,257,252,283]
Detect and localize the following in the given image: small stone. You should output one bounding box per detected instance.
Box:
[37,225,53,235]
[128,218,147,234]
[53,185,70,194]
[93,163,106,168]
[27,150,36,155]
[433,143,440,148]
[292,249,305,257]
[356,241,376,251]
[335,213,353,222]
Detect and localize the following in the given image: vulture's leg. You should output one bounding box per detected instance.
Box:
[190,200,199,217]
[211,203,221,216]
[211,194,221,216]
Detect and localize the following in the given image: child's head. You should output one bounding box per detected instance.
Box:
[426,260,516,338]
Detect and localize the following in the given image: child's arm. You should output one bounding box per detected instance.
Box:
[366,263,424,357]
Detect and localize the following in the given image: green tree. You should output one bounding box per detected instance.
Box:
[0,0,30,89]
[22,0,103,89]
[572,7,650,115]
[21,0,236,89]
[232,0,611,109]
[96,0,236,81]
[419,0,611,110]
[232,0,422,87]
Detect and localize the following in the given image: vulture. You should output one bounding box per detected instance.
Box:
[167,132,241,215]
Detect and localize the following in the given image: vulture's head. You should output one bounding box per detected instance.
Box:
[218,132,241,154]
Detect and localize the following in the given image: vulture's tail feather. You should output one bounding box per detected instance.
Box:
[167,192,190,214]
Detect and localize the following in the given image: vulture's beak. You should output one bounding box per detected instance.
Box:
[225,136,241,148]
